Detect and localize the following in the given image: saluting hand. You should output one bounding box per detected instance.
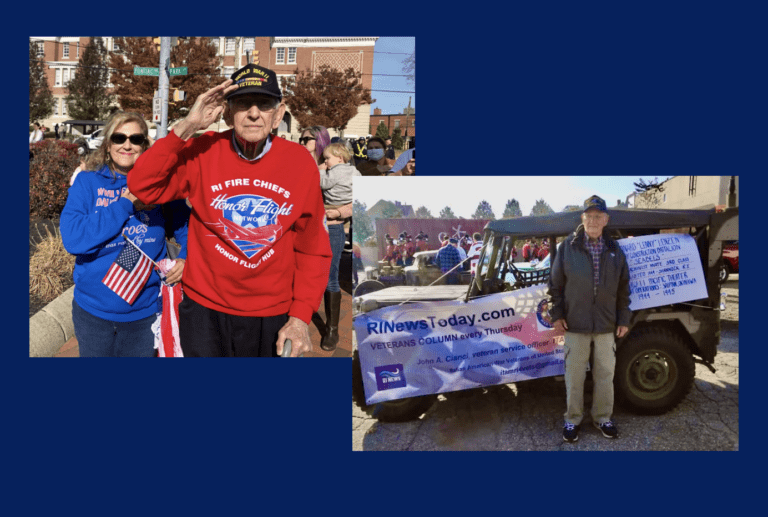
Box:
[173,79,238,140]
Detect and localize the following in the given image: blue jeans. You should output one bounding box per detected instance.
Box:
[72,299,157,357]
[326,223,345,292]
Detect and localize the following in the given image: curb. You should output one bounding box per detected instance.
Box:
[29,285,75,357]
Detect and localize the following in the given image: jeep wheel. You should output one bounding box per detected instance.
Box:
[353,279,386,298]
[353,349,437,423]
[615,327,695,415]
[77,142,88,156]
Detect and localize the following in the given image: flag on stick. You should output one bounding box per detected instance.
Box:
[102,235,153,305]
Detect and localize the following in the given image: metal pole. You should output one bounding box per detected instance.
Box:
[157,37,171,139]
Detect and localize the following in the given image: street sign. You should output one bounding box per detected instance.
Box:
[169,67,188,76]
[134,66,159,76]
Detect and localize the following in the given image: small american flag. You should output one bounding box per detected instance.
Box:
[102,241,153,305]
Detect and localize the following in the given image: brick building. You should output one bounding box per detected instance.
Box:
[369,108,416,141]
[30,36,378,141]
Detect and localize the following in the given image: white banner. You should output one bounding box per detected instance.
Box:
[617,233,708,310]
[354,285,565,404]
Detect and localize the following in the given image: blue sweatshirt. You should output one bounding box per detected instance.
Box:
[60,165,189,322]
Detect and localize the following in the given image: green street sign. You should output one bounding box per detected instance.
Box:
[170,67,188,76]
[134,66,159,76]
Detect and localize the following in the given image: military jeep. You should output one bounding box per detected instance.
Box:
[353,205,739,423]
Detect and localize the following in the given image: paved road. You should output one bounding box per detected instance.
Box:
[352,276,739,451]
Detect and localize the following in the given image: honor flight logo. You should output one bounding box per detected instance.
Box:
[209,194,290,259]
[375,364,406,391]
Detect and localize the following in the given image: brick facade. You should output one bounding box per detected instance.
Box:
[369,107,416,140]
[31,36,378,141]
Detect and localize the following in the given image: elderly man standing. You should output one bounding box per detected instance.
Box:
[128,64,331,357]
[436,237,463,285]
[548,195,631,442]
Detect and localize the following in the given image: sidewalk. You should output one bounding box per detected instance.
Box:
[53,288,353,358]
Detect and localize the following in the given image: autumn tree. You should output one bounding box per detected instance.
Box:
[501,199,522,218]
[472,200,496,220]
[530,199,555,216]
[402,52,415,87]
[281,64,374,135]
[29,39,55,123]
[108,37,220,123]
[415,206,433,218]
[439,206,457,219]
[66,37,113,121]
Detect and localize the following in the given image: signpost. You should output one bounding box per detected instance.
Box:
[169,67,188,76]
[134,66,159,76]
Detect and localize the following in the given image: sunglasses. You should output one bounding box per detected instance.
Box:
[299,136,316,145]
[110,133,146,146]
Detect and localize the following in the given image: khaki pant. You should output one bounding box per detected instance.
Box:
[563,331,616,425]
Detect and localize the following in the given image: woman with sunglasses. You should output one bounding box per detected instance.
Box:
[60,112,190,357]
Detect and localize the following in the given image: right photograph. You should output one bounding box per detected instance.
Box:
[352,175,739,451]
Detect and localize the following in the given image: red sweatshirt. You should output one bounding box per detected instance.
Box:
[127,130,331,323]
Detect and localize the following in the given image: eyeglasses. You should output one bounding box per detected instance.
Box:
[230,96,279,112]
[110,133,146,146]
[299,137,316,145]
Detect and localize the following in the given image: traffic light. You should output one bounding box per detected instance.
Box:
[153,37,161,51]
[172,89,186,102]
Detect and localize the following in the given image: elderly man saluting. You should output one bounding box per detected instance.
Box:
[128,64,331,357]
[548,195,631,442]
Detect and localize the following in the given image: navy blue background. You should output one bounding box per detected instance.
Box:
[15,2,759,513]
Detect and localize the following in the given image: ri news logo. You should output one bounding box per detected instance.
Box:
[375,364,406,391]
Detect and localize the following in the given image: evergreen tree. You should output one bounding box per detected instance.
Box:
[501,198,522,218]
[472,200,496,220]
[439,206,457,219]
[530,199,555,216]
[391,127,405,150]
[352,200,374,243]
[375,121,389,139]
[29,39,55,123]
[382,204,403,219]
[415,206,433,218]
[281,64,374,135]
[66,37,113,121]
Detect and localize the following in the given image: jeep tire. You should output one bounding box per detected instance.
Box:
[353,349,437,423]
[615,326,695,415]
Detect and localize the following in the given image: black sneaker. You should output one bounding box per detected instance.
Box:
[593,420,619,439]
[563,422,580,443]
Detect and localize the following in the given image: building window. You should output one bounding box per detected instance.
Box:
[63,43,69,59]
[36,41,44,57]
[275,48,285,64]
[54,99,59,116]
[55,68,62,86]
[112,39,120,52]
[688,176,697,196]
[411,119,415,126]
[76,41,80,58]
[394,119,400,128]
[243,37,255,53]
[225,38,235,55]
[61,98,67,117]
[223,67,234,78]
[63,68,70,86]
[287,47,297,64]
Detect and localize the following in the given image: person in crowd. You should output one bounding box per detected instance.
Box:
[538,238,550,260]
[416,234,429,252]
[388,146,415,176]
[54,123,60,139]
[29,122,44,143]
[355,137,396,176]
[60,111,189,357]
[548,195,631,443]
[352,137,367,165]
[468,232,484,275]
[530,239,540,262]
[385,138,395,160]
[436,237,463,285]
[522,239,533,261]
[404,234,416,266]
[300,125,330,169]
[318,142,360,351]
[352,241,362,287]
[127,64,332,357]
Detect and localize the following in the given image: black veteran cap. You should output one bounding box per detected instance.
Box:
[227,64,282,100]
[583,195,608,212]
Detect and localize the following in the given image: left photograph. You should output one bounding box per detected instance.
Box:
[29,36,415,358]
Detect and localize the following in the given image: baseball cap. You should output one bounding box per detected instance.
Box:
[583,195,607,213]
[227,64,282,100]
